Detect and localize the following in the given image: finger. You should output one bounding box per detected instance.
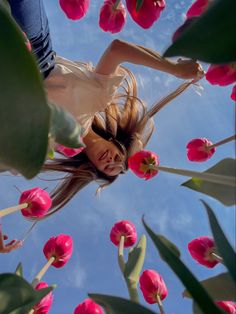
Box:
[5,239,17,247]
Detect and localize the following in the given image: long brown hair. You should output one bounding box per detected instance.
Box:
[42,66,196,218]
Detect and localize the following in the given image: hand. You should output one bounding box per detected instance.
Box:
[174,58,205,80]
[0,233,22,253]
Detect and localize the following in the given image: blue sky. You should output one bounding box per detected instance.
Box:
[0,1,235,313]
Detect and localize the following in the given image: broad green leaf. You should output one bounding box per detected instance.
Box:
[193,302,204,314]
[89,294,157,314]
[136,0,144,12]
[164,0,236,63]
[0,5,50,179]
[0,273,53,314]
[157,235,181,259]
[124,234,146,284]
[184,272,236,301]
[15,263,23,277]
[142,218,224,314]
[202,201,236,283]
[182,159,236,206]
[49,103,85,148]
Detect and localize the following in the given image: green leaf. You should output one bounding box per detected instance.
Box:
[164,0,236,63]
[202,200,236,283]
[15,263,23,278]
[124,235,146,284]
[136,0,144,12]
[182,159,236,206]
[193,302,204,314]
[142,218,224,314]
[184,272,236,301]
[89,294,157,314]
[49,103,85,148]
[0,273,53,314]
[0,5,50,179]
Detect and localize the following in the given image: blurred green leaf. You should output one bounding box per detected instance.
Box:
[124,234,146,284]
[202,200,236,283]
[49,103,85,148]
[0,273,53,314]
[182,159,236,206]
[136,0,144,12]
[89,294,157,314]
[142,218,224,314]
[184,272,236,301]
[164,0,236,63]
[193,302,204,314]
[0,4,50,179]
[14,263,23,278]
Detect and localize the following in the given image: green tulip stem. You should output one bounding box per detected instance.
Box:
[211,252,223,263]
[149,165,235,187]
[0,202,28,218]
[118,235,125,273]
[125,278,140,304]
[156,295,165,314]
[208,134,236,149]
[32,256,55,288]
[114,0,121,10]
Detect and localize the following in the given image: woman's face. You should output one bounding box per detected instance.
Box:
[84,138,126,176]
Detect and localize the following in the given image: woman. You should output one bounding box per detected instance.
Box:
[9,0,204,217]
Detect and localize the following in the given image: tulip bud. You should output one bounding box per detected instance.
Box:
[216,301,236,314]
[231,85,236,102]
[186,0,211,18]
[43,234,73,268]
[139,269,168,304]
[126,0,165,29]
[186,138,215,162]
[74,298,104,314]
[59,0,90,20]
[206,64,236,86]
[188,236,220,268]
[99,0,126,34]
[33,282,53,314]
[56,144,84,157]
[128,150,159,180]
[110,220,137,248]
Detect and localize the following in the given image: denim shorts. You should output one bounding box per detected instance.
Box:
[9,0,55,79]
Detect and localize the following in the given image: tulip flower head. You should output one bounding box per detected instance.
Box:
[139,269,168,304]
[206,64,236,86]
[126,0,165,29]
[186,0,211,18]
[128,150,159,180]
[59,0,90,20]
[19,188,52,218]
[33,282,53,314]
[110,220,137,248]
[186,138,215,162]
[43,234,73,268]
[99,0,126,34]
[231,85,236,102]
[216,301,236,314]
[56,144,84,157]
[74,298,104,314]
[188,236,220,268]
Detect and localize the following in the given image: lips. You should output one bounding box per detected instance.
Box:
[99,150,108,161]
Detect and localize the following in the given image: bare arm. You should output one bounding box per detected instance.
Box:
[95,39,203,80]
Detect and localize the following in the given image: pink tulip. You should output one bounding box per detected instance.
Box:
[231,85,236,102]
[139,269,168,304]
[126,0,165,29]
[186,0,211,18]
[59,0,90,20]
[128,150,159,180]
[43,234,73,268]
[172,18,198,42]
[206,64,236,86]
[33,282,53,314]
[19,188,52,218]
[188,236,220,268]
[74,298,104,314]
[216,301,236,314]
[99,0,126,34]
[186,138,215,162]
[56,144,84,157]
[110,220,137,248]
